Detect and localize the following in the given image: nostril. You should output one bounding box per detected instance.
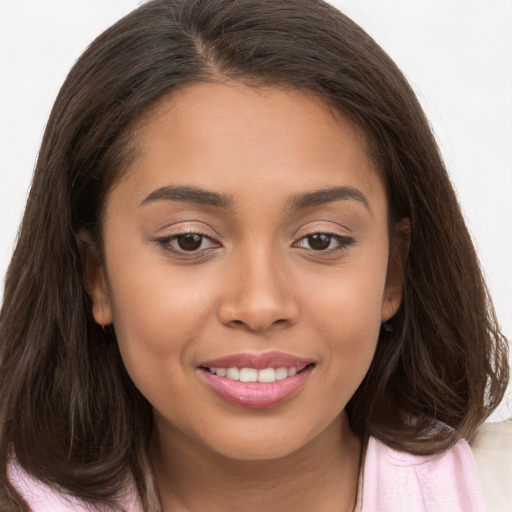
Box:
[228,317,290,331]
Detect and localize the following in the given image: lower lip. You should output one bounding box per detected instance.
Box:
[200,366,314,409]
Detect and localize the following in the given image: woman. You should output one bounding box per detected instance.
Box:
[0,1,509,510]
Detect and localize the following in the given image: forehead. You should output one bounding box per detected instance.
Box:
[134,81,369,158]
[114,81,385,212]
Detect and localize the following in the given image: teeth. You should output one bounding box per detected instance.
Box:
[210,366,300,382]
[275,367,288,380]
[239,368,258,382]
[257,368,276,383]
[226,367,239,380]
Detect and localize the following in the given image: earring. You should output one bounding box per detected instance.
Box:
[382,321,394,332]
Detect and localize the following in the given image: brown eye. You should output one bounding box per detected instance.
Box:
[176,233,203,251]
[293,232,355,253]
[307,233,332,250]
[154,230,221,256]
[155,231,220,255]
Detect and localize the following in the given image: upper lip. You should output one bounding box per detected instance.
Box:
[199,351,315,370]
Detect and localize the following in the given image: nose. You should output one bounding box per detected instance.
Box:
[217,247,300,332]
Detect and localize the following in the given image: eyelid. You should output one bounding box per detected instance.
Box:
[151,222,223,256]
[292,221,352,240]
[291,222,355,255]
[153,220,221,239]
[292,232,354,251]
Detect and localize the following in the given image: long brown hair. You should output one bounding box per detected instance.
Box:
[0,0,508,510]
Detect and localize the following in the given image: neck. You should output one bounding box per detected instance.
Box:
[150,412,361,512]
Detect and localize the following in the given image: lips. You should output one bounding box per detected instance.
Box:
[198,351,315,408]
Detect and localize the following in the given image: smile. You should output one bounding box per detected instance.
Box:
[206,366,301,383]
[198,352,315,408]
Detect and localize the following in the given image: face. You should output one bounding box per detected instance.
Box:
[87,82,404,461]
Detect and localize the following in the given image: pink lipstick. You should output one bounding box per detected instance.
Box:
[198,351,315,409]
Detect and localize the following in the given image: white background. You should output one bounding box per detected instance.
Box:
[1,0,511,419]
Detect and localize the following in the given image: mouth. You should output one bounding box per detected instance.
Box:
[200,364,312,383]
[198,352,316,409]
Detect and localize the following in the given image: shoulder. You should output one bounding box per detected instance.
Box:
[361,435,486,512]
[8,458,91,512]
[470,419,512,512]
[7,456,143,512]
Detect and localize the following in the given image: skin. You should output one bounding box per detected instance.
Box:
[86,82,405,511]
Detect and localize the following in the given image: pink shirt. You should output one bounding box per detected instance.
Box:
[358,437,485,511]
[9,436,487,512]
[8,462,142,512]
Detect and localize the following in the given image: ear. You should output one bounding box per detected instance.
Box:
[381,218,410,322]
[77,230,113,326]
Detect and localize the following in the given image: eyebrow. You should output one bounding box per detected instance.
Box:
[139,184,371,213]
[288,186,371,213]
[139,185,235,210]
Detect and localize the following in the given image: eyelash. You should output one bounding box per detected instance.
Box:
[154,232,219,255]
[292,233,355,253]
[153,231,354,256]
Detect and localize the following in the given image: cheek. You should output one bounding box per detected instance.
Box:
[305,252,388,331]
[300,251,388,383]
[109,256,211,334]
[311,282,380,376]
[106,275,213,428]
[104,256,217,387]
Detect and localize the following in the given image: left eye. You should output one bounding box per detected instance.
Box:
[294,233,352,251]
[158,233,219,253]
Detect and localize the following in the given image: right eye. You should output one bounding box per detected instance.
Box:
[155,232,220,254]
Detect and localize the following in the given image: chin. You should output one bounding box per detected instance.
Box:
[198,419,327,462]
[212,439,305,461]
